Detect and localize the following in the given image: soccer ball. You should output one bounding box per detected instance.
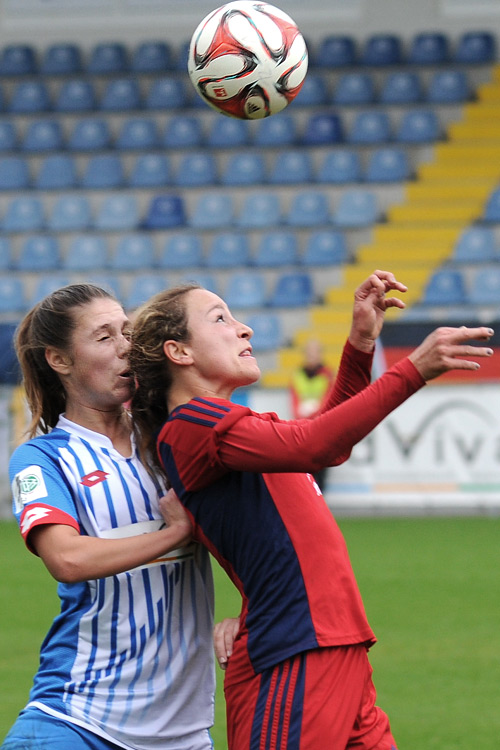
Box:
[187,1,308,119]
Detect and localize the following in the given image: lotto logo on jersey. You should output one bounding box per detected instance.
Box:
[12,464,48,513]
[80,470,109,487]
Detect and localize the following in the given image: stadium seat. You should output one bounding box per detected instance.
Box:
[483,188,500,222]
[126,274,169,310]
[270,272,314,307]
[427,70,468,102]
[302,230,349,266]
[332,189,378,228]
[469,267,500,305]
[175,152,217,187]
[95,195,140,231]
[0,237,12,269]
[100,78,141,111]
[314,35,357,67]
[452,227,497,263]
[189,193,233,229]
[396,109,440,143]
[221,152,266,186]
[365,147,410,182]
[317,149,362,184]
[143,194,186,229]
[286,190,330,227]
[302,113,343,146]
[87,42,128,74]
[81,154,125,189]
[421,269,467,306]
[132,41,173,72]
[245,312,283,351]
[48,195,91,231]
[3,197,44,232]
[237,192,281,229]
[348,111,391,144]
[333,72,375,105]
[22,120,63,152]
[0,278,26,314]
[36,154,78,190]
[129,153,171,188]
[17,235,60,271]
[68,118,112,150]
[361,34,403,65]
[163,115,203,148]
[293,73,328,106]
[269,150,313,184]
[254,231,298,267]
[408,32,449,64]
[179,273,218,294]
[207,117,249,147]
[0,44,37,75]
[254,114,296,147]
[0,156,30,190]
[455,31,496,63]
[30,275,71,306]
[207,232,250,268]
[111,234,155,271]
[8,80,50,113]
[225,271,267,309]
[159,234,203,269]
[54,79,96,112]
[41,43,82,75]
[0,122,17,151]
[64,235,108,270]
[380,72,422,103]
[116,117,159,150]
[145,77,188,109]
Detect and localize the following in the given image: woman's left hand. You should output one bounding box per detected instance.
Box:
[213,617,240,670]
[349,269,407,352]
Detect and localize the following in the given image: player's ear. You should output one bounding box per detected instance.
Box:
[45,347,72,375]
[163,340,193,366]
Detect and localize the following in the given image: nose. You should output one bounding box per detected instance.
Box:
[118,333,131,356]
[238,320,253,339]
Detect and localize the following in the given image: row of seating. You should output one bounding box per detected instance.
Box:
[420,265,500,307]
[0,189,382,232]
[0,31,494,77]
[0,68,474,113]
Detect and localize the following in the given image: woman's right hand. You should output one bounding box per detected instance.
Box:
[408,326,494,381]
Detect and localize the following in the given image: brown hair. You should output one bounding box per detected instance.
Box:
[15,283,117,438]
[130,283,199,471]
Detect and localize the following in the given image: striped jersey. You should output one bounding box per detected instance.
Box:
[10,415,215,750]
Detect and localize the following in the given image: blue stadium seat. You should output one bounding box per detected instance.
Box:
[421,269,467,306]
[0,278,26,314]
[81,154,125,189]
[95,195,140,231]
[163,115,203,148]
[9,81,50,113]
[0,157,30,190]
[48,195,91,231]
[225,271,267,309]
[207,117,249,148]
[17,235,60,271]
[175,152,217,187]
[180,272,218,294]
[292,73,328,106]
[314,35,356,67]
[246,312,283,351]
[111,234,155,271]
[68,118,111,150]
[452,227,497,263]
[348,111,391,144]
[333,72,375,105]
[317,149,362,184]
[302,113,343,146]
[3,197,44,232]
[22,120,64,152]
[455,31,496,63]
[332,189,378,228]
[41,43,82,75]
[0,122,17,151]
[0,44,37,75]
[380,72,422,104]
[129,153,171,187]
[0,237,12,269]
[270,272,314,307]
[254,114,296,147]
[190,193,233,229]
[100,78,141,111]
[126,273,169,309]
[87,42,128,74]
[36,154,78,190]
[269,149,313,184]
[396,109,440,143]
[361,34,403,65]
[145,77,188,109]
[255,231,298,267]
[54,79,96,112]
[159,234,203,269]
[143,194,186,230]
[221,152,266,186]
[468,267,500,305]
[365,147,410,182]
[302,230,348,266]
[237,192,281,229]
[408,32,449,64]
[30,275,71,306]
[286,190,330,227]
[427,70,468,102]
[175,40,191,71]
[207,232,250,268]
[132,41,173,72]
[483,188,500,222]
[116,117,159,150]
[64,235,108,270]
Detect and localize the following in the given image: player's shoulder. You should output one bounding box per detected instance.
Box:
[171,397,248,426]
[10,427,71,473]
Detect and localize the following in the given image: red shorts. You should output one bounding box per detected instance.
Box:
[224,645,397,750]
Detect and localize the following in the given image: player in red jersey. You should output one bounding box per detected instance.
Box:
[129,271,493,750]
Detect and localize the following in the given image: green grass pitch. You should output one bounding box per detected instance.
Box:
[1,516,499,749]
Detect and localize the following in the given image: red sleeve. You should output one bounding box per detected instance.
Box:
[215,357,425,473]
[320,339,374,413]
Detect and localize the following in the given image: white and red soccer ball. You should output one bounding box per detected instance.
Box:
[187,1,308,119]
